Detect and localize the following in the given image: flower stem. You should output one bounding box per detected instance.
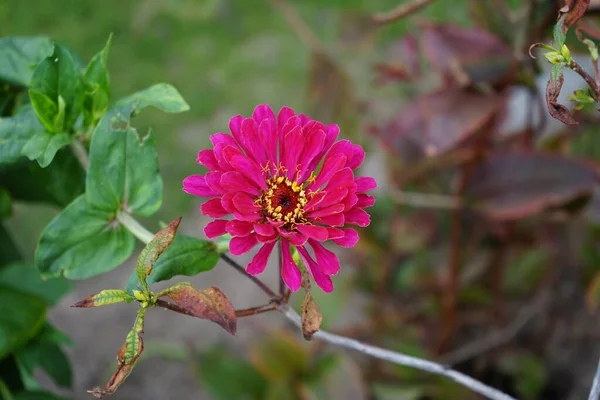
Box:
[70,139,90,170]
[220,253,278,298]
[117,212,154,244]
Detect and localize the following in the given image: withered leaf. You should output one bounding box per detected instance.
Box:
[72,289,135,308]
[374,34,420,85]
[559,0,590,34]
[465,153,595,221]
[136,217,182,291]
[88,309,146,398]
[159,285,237,335]
[546,65,578,125]
[300,272,322,341]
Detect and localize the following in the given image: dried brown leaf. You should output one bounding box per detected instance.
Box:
[559,0,590,34]
[546,66,579,125]
[160,285,237,335]
[300,272,322,341]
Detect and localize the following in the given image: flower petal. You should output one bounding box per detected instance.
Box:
[226,220,253,237]
[230,234,258,256]
[232,192,261,216]
[356,193,375,208]
[205,171,225,194]
[254,223,276,237]
[183,175,219,197]
[326,228,345,240]
[229,115,245,149]
[204,219,228,238]
[240,118,267,166]
[210,132,237,148]
[344,208,371,227]
[201,198,229,218]
[297,246,333,293]
[347,144,365,170]
[314,213,344,227]
[332,228,359,248]
[259,119,278,172]
[298,129,325,182]
[196,149,219,170]
[308,203,345,218]
[220,171,260,195]
[221,192,236,213]
[281,240,302,291]
[230,155,267,190]
[310,153,347,190]
[253,104,276,123]
[296,224,329,242]
[278,228,308,246]
[306,188,348,212]
[355,177,377,193]
[281,126,304,180]
[277,106,296,129]
[246,241,276,275]
[310,240,340,275]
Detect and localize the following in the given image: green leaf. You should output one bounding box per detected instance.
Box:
[0,286,47,359]
[72,289,135,308]
[35,195,135,279]
[126,235,219,293]
[0,37,53,87]
[28,44,82,133]
[135,217,181,291]
[0,263,72,306]
[83,35,112,127]
[0,223,21,265]
[15,339,72,389]
[0,148,85,207]
[21,132,71,168]
[195,345,268,400]
[0,187,11,219]
[0,106,45,167]
[115,83,190,113]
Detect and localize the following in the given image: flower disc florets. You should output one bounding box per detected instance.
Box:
[183,105,376,292]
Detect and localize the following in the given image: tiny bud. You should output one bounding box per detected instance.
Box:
[544,51,565,65]
[133,290,146,302]
[560,44,571,62]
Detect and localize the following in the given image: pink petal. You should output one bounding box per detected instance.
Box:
[310,240,340,275]
[240,118,267,166]
[210,132,237,148]
[306,188,348,212]
[308,203,345,218]
[222,144,244,163]
[310,153,347,190]
[226,220,253,237]
[196,149,219,170]
[344,208,371,227]
[297,246,333,293]
[277,106,296,129]
[356,193,375,208]
[355,177,377,193]
[296,224,328,242]
[328,140,353,162]
[253,104,276,123]
[324,167,354,191]
[307,124,339,173]
[314,213,344,227]
[342,193,358,210]
[259,119,278,171]
[326,228,345,240]
[221,192,236,213]
[278,228,308,246]
[229,115,245,149]
[232,192,261,216]
[204,220,228,238]
[254,223,275,237]
[281,240,302,291]
[183,175,219,197]
[213,143,234,171]
[205,171,225,194]
[201,198,229,218]
[246,241,276,275]
[230,234,258,256]
[220,171,260,195]
[332,228,359,248]
[230,155,267,190]
[304,191,327,212]
[234,210,262,223]
[347,144,365,170]
[281,125,304,180]
[297,129,325,182]
[256,232,278,243]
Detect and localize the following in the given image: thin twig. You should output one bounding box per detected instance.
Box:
[235,303,277,318]
[568,59,600,97]
[589,358,600,400]
[70,139,90,170]
[220,253,278,298]
[372,0,436,25]
[279,303,516,400]
[440,290,549,365]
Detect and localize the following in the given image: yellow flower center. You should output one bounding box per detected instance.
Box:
[257,176,308,228]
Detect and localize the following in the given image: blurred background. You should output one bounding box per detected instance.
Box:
[3,0,600,399]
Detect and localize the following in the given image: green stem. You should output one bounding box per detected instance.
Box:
[117,212,154,244]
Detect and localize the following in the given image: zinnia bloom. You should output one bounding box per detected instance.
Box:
[183,105,376,292]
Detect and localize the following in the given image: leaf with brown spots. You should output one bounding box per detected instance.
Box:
[87,309,146,398]
[158,285,236,335]
[546,64,578,125]
[559,0,590,35]
[136,217,181,291]
[71,289,135,308]
[300,272,322,341]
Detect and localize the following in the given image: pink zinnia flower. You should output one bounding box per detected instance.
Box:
[183,105,376,292]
